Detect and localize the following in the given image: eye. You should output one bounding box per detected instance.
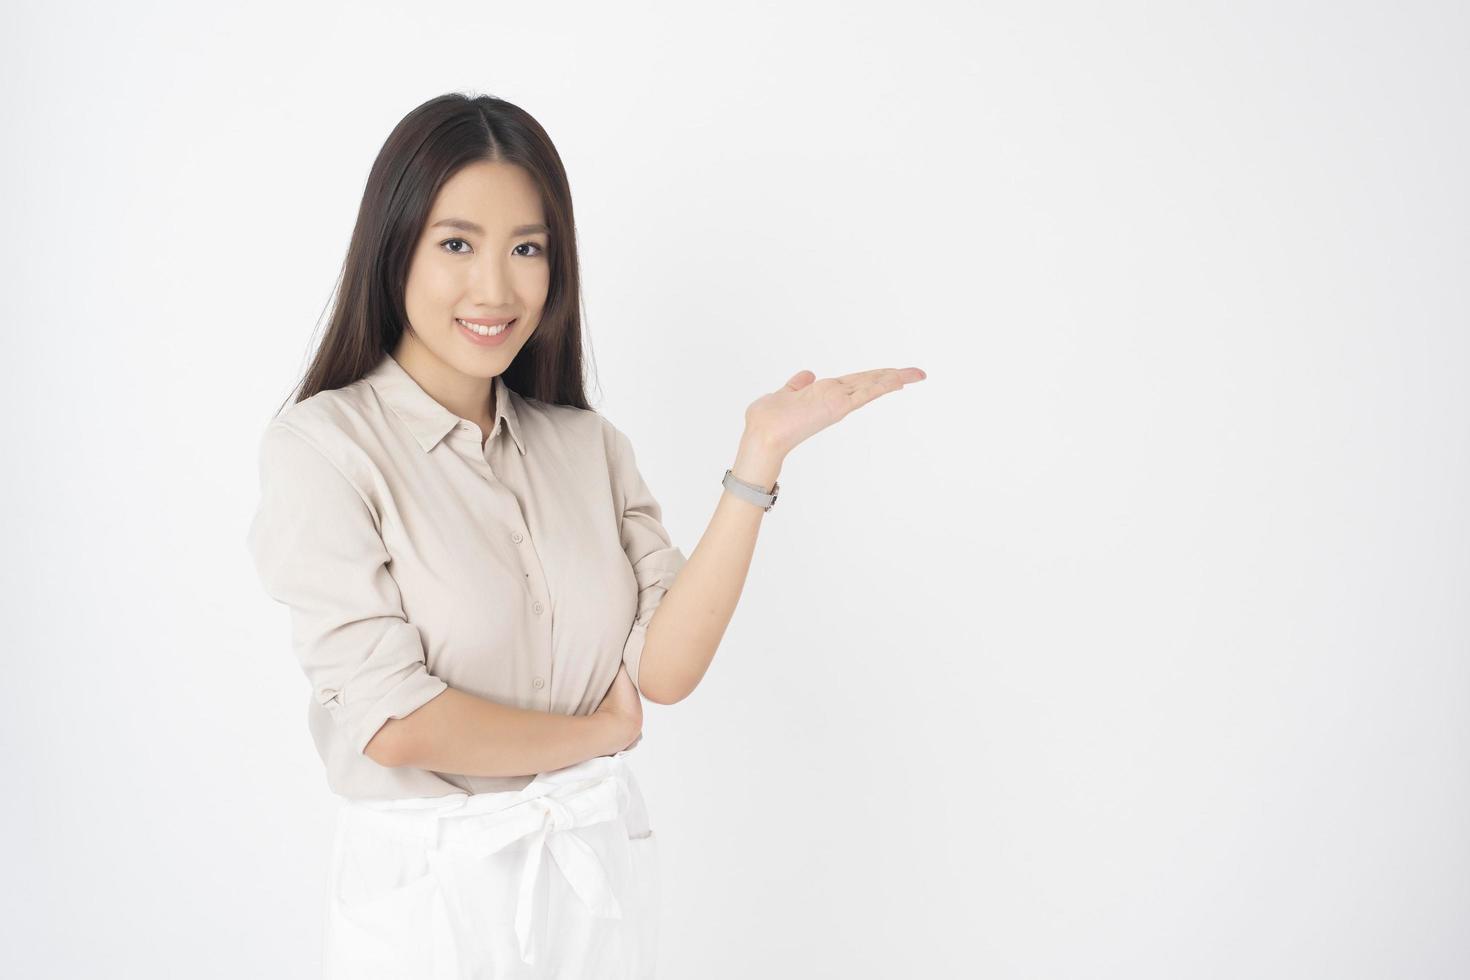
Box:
[438,238,546,257]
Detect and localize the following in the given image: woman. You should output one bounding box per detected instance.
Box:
[247,92,926,978]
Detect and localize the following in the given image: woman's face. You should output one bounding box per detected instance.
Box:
[402,159,551,381]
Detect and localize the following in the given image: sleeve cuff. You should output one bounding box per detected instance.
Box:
[622,545,688,695]
[343,664,451,758]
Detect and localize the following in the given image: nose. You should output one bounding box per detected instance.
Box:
[466,248,518,307]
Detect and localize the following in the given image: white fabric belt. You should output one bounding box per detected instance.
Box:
[339,753,635,969]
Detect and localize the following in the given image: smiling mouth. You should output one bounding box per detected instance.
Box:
[456,317,515,337]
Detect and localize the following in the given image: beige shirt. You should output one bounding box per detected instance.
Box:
[246,351,687,800]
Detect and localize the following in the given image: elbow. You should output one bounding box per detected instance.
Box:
[635,640,694,705]
[360,686,448,768]
[638,673,690,706]
[363,719,407,768]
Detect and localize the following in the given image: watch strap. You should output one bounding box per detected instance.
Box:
[722,468,779,511]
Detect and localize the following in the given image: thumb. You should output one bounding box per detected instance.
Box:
[783,370,816,391]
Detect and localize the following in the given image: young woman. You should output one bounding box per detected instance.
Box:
[247,92,926,978]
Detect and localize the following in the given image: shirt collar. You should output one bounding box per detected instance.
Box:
[364,351,526,456]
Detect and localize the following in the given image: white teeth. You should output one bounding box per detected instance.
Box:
[458,318,510,336]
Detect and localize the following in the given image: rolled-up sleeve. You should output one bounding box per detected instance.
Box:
[609,425,688,696]
[246,420,449,758]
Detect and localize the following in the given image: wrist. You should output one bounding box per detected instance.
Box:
[732,430,784,489]
[593,709,636,755]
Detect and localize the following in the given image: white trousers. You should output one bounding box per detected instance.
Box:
[322,750,660,979]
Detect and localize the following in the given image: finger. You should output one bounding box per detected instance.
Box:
[835,367,927,386]
[782,369,816,391]
[844,368,922,408]
[833,368,890,386]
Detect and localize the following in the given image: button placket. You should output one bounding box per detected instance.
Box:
[465,453,554,706]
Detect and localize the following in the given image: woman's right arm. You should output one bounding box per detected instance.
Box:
[371,667,640,776]
[248,420,641,782]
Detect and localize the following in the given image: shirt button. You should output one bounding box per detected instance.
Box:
[532,676,545,690]
[532,601,543,615]
[511,531,524,543]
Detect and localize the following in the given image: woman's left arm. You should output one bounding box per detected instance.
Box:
[635,429,783,705]
[636,365,926,705]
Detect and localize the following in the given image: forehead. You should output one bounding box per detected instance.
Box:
[430,160,545,228]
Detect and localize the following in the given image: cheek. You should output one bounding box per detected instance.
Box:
[516,265,552,307]
[407,246,457,290]
[421,262,462,303]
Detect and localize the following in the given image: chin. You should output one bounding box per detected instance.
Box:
[448,351,507,378]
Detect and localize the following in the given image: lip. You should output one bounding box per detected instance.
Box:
[457,315,516,326]
[458,318,517,348]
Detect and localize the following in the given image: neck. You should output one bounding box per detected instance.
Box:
[392,333,496,433]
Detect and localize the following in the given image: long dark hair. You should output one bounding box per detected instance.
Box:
[277,92,593,416]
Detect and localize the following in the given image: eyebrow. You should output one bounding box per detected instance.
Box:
[430,218,550,236]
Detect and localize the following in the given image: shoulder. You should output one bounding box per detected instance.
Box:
[271,380,375,443]
[253,382,379,493]
[511,387,621,456]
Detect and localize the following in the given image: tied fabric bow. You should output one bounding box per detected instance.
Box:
[340,754,634,971]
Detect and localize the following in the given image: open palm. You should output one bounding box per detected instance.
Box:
[745,366,927,458]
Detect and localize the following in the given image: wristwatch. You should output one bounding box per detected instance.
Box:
[722,468,780,511]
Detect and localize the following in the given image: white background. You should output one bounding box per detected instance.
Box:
[4,1,1467,977]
